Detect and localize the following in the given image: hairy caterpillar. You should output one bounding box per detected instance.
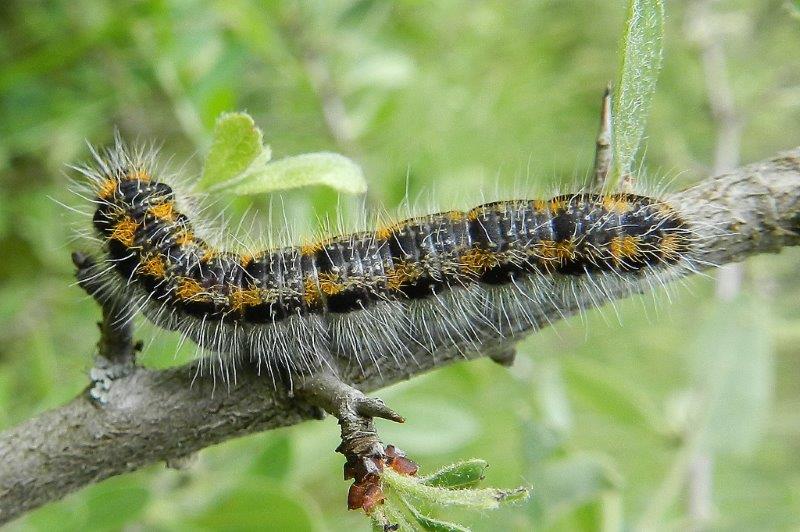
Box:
[73,139,696,382]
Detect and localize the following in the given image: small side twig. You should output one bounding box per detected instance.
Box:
[593,84,614,189]
[296,373,410,512]
[486,345,517,367]
[72,252,139,401]
[73,252,138,365]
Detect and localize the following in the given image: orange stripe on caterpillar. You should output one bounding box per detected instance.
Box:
[609,235,640,261]
[148,202,176,221]
[98,178,118,200]
[176,278,207,301]
[109,216,138,247]
[229,287,263,312]
[139,254,167,278]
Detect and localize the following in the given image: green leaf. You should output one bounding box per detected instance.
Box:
[383,468,529,510]
[197,111,367,195]
[228,152,367,195]
[401,496,471,532]
[421,459,488,489]
[198,112,271,191]
[371,501,417,531]
[611,0,664,185]
[375,455,529,531]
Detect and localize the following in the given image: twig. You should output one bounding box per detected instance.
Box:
[73,252,139,367]
[593,84,614,189]
[0,149,799,523]
[73,252,140,402]
[296,373,406,511]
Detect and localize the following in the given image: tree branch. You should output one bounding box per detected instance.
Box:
[1,149,800,523]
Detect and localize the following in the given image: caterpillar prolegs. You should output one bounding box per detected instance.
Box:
[75,140,695,381]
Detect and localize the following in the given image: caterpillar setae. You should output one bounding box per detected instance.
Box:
[73,139,697,382]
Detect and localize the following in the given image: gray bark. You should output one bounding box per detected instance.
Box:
[1,149,800,524]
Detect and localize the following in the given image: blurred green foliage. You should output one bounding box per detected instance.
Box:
[1,1,800,530]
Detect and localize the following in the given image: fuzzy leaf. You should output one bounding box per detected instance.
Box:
[371,502,416,531]
[401,496,470,532]
[228,151,367,195]
[197,111,367,196]
[420,459,488,489]
[382,468,529,510]
[198,112,271,191]
[611,0,664,184]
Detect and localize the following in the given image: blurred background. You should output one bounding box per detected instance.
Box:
[2,1,800,530]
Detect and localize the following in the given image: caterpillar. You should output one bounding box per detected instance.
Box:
[73,139,696,382]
